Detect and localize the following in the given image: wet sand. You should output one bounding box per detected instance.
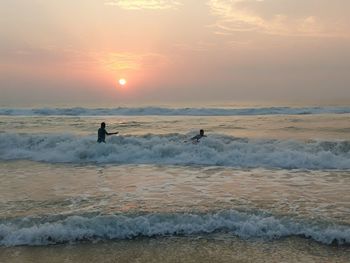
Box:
[1,236,349,263]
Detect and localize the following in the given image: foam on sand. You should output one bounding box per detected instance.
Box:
[0,210,349,247]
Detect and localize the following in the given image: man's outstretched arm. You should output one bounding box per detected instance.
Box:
[106,131,119,135]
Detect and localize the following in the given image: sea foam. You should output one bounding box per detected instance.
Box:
[1,106,350,116]
[0,133,349,169]
[0,210,349,246]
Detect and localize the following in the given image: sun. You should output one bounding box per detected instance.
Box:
[119,78,127,86]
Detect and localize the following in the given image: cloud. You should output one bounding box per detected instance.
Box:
[0,45,95,70]
[104,0,181,10]
[208,0,350,37]
[101,52,167,72]
[173,41,215,52]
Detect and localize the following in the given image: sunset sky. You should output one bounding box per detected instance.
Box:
[1,0,349,106]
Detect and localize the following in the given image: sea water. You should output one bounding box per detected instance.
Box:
[0,106,349,262]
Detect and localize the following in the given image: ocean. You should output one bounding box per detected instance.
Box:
[0,106,349,262]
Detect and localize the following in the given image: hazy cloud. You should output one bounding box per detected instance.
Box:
[208,0,350,37]
[105,0,181,10]
[101,52,167,72]
[173,41,215,52]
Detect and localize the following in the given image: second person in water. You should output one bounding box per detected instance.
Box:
[191,129,206,143]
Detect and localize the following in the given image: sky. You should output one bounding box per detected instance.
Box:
[1,0,350,106]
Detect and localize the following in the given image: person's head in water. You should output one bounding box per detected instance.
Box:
[101,122,106,128]
[200,129,204,136]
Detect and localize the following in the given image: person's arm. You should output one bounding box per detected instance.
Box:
[191,135,200,141]
[106,131,118,136]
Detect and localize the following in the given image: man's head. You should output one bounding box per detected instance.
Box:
[200,129,204,136]
[101,122,106,128]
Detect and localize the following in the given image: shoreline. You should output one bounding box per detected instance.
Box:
[1,236,349,263]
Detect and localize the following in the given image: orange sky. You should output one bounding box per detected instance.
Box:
[1,0,350,106]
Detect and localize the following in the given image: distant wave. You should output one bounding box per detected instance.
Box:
[1,106,350,116]
[1,133,349,169]
[0,210,349,246]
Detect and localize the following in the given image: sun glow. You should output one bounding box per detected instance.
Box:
[119,78,127,86]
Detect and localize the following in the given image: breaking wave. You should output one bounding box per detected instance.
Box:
[0,210,349,247]
[1,133,349,170]
[1,106,350,116]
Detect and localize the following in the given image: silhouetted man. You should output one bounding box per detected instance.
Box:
[97,122,118,143]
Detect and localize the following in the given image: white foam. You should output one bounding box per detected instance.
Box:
[0,133,349,169]
[1,106,350,116]
[0,211,349,246]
